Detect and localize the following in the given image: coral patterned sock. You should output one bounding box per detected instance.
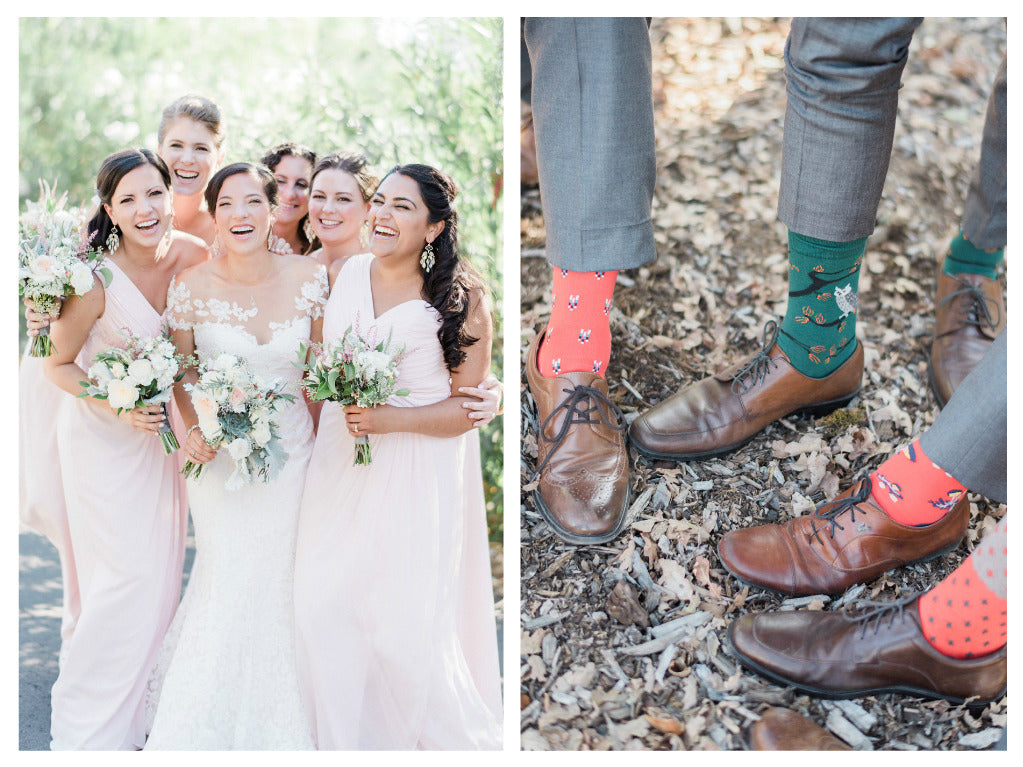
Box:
[537,266,617,378]
[870,439,966,526]
[918,518,1007,659]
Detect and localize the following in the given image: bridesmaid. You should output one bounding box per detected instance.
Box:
[41,148,208,749]
[305,151,375,271]
[261,143,316,254]
[156,95,226,246]
[294,164,502,749]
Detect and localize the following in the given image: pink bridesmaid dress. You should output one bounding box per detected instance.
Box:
[20,352,81,666]
[294,252,502,750]
[48,259,188,750]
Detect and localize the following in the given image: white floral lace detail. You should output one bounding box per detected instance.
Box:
[296,267,328,320]
[166,278,192,331]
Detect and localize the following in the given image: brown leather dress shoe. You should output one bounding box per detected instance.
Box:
[728,595,1007,704]
[930,269,1005,408]
[717,477,969,596]
[525,331,630,544]
[750,708,850,750]
[629,321,863,460]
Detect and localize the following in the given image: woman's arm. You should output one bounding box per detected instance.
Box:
[305,309,326,431]
[42,277,166,434]
[343,289,493,439]
[171,325,217,463]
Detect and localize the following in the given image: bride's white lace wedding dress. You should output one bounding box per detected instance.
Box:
[145,256,327,750]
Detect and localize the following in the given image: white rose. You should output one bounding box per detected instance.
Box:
[69,261,94,296]
[358,350,391,376]
[212,353,238,372]
[30,255,58,280]
[251,421,272,447]
[127,358,155,387]
[106,378,139,411]
[227,437,252,461]
[110,361,127,379]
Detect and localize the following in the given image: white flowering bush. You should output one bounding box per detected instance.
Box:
[301,323,409,465]
[183,354,294,489]
[79,328,191,453]
[19,181,110,356]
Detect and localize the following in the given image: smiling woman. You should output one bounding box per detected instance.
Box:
[156,96,226,246]
[38,148,208,750]
[261,143,317,255]
[146,162,327,748]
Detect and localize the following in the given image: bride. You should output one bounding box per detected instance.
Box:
[145,162,324,749]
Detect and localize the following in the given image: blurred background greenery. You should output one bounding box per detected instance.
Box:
[19,17,504,542]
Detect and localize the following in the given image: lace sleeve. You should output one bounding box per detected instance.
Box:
[296,265,329,321]
[166,275,195,331]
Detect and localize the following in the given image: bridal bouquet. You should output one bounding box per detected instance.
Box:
[19,181,109,356]
[183,353,295,489]
[301,324,409,465]
[78,329,191,454]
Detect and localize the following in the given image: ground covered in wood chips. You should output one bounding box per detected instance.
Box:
[519,18,1007,751]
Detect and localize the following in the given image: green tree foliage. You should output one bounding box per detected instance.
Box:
[19,17,504,538]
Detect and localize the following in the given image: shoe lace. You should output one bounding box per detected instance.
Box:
[808,476,872,546]
[730,320,780,395]
[841,591,920,639]
[936,275,1002,336]
[533,384,627,478]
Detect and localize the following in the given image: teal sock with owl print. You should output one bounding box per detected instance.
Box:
[777,230,866,378]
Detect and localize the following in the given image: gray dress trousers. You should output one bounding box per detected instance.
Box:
[919,329,1006,503]
[778,18,1006,249]
[522,17,657,272]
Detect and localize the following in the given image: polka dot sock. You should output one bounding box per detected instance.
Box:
[918,518,1007,659]
[537,266,617,378]
[870,439,966,526]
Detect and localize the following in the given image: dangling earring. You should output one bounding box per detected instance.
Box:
[106,224,120,253]
[359,220,370,250]
[303,218,315,245]
[212,233,222,258]
[163,213,175,248]
[420,241,435,273]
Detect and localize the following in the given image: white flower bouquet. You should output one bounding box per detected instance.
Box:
[19,181,110,357]
[78,329,192,454]
[301,324,409,465]
[183,353,295,489]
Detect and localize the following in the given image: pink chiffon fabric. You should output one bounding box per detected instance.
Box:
[20,352,81,666]
[294,252,502,750]
[49,259,188,750]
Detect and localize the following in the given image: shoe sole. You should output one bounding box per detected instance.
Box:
[926,353,950,409]
[715,536,965,597]
[630,389,861,462]
[531,484,633,546]
[724,622,1005,708]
